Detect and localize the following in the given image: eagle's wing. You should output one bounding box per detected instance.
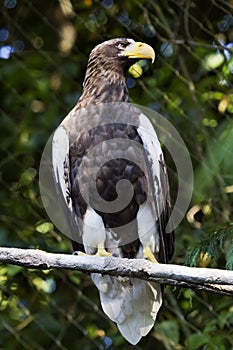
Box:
[157,154,174,262]
[52,111,83,249]
[137,113,174,263]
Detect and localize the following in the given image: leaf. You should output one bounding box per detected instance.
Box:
[128,63,143,78]
[155,320,180,346]
[204,53,225,69]
[35,222,54,234]
[6,265,23,277]
[187,333,209,350]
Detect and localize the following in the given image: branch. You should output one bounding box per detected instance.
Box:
[0,247,233,296]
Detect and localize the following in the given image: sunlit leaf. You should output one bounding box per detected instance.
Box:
[35,222,54,233]
[204,53,225,69]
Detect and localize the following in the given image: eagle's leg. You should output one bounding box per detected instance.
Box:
[143,246,159,263]
[95,244,112,257]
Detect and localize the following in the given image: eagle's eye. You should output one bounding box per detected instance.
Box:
[117,42,129,50]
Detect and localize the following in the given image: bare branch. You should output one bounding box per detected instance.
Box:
[0,247,232,296]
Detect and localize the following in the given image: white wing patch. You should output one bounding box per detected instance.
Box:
[137,113,165,222]
[137,202,160,257]
[52,126,72,209]
[82,206,106,254]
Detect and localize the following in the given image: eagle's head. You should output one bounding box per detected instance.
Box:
[89,38,155,72]
[79,38,155,106]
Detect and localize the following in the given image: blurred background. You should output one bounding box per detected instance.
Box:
[1,0,233,349]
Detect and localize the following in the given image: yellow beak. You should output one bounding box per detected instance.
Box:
[120,42,155,63]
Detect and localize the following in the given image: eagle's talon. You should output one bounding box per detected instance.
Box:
[95,246,112,257]
[72,250,88,256]
[143,246,159,263]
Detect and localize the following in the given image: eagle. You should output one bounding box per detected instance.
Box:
[52,38,174,344]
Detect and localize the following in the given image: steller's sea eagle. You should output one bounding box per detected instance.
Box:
[52,38,174,344]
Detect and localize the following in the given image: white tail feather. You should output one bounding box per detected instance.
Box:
[91,273,162,345]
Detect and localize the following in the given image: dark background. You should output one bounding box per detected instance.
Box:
[1,1,233,349]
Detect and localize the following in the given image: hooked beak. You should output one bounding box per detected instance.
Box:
[120,42,155,63]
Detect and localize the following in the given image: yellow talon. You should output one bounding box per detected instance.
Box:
[95,245,112,257]
[73,250,88,256]
[73,244,111,257]
[143,246,159,263]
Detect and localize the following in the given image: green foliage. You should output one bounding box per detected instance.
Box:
[184,226,233,269]
[226,239,233,270]
[186,303,233,350]
[154,320,180,348]
[1,0,233,349]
